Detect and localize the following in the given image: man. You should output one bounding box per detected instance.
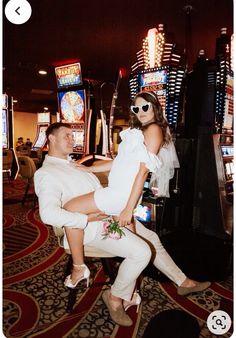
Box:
[34,122,210,327]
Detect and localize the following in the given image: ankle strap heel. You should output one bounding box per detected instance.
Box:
[64,263,90,289]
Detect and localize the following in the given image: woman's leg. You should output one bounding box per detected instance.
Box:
[63,192,101,285]
[64,191,101,214]
[64,227,85,284]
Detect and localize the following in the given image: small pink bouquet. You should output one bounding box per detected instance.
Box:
[102,218,125,240]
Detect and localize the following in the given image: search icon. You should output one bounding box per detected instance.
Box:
[215,318,223,326]
[207,310,231,335]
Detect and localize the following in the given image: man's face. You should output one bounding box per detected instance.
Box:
[50,126,74,157]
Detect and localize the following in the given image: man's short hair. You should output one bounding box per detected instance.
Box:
[46,122,71,143]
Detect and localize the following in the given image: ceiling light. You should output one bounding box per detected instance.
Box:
[38,70,47,75]
[43,107,49,111]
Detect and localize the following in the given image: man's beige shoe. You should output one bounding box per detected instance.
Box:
[102,289,133,327]
[177,281,211,296]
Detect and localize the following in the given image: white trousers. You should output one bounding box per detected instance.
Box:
[87,220,186,301]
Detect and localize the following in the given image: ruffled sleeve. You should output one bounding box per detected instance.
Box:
[119,128,144,152]
[122,128,162,171]
[137,145,162,172]
[149,141,180,197]
[118,128,179,197]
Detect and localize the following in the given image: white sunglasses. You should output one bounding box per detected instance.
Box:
[130,102,151,114]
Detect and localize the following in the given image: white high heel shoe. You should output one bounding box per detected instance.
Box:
[124,291,142,313]
[64,263,90,289]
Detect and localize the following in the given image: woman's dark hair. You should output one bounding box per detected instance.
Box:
[46,122,71,143]
[129,91,171,144]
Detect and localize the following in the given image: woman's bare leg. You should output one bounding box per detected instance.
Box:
[63,192,101,284]
[64,227,85,284]
[64,191,101,214]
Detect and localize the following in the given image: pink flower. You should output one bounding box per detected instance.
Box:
[108,232,121,240]
[102,218,125,240]
[103,222,110,233]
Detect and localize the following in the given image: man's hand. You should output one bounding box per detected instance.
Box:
[87,211,108,222]
[70,162,92,172]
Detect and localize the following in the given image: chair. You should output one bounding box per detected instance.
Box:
[30,147,43,168]
[53,226,117,312]
[17,145,31,156]
[17,156,37,205]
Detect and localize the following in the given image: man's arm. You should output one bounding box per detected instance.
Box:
[74,160,113,173]
[34,170,90,229]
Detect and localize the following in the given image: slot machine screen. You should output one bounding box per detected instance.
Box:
[37,112,50,123]
[2,109,8,148]
[139,69,167,88]
[33,125,48,148]
[223,74,233,130]
[72,129,84,149]
[58,89,86,123]
[139,69,168,112]
[55,62,82,88]
[221,146,234,157]
[2,93,8,109]
[134,204,151,223]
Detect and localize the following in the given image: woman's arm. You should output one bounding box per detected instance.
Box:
[118,124,163,227]
[143,123,163,154]
[118,162,149,226]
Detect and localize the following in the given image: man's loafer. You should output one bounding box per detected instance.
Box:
[102,289,133,326]
[177,281,211,296]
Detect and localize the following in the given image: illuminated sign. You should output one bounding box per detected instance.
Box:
[223,74,234,129]
[37,112,50,123]
[55,63,82,88]
[139,69,167,87]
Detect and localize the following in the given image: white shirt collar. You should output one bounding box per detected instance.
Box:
[44,154,73,164]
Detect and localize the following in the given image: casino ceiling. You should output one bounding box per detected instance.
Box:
[3,0,233,118]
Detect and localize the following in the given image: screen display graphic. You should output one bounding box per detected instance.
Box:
[55,63,82,88]
[58,90,85,123]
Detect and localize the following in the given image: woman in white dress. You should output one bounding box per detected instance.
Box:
[63,91,179,288]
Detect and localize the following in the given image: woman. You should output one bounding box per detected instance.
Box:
[64,91,177,296]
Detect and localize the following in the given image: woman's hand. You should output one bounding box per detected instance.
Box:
[118,208,133,227]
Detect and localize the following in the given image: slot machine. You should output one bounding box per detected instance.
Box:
[185,28,234,239]
[129,25,185,131]
[55,62,91,157]
[130,25,184,234]
[32,111,51,150]
[2,94,9,149]
[2,93,19,180]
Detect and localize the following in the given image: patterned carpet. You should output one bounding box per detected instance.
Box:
[3,179,233,338]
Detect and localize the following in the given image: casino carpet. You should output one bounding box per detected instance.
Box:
[3,179,233,338]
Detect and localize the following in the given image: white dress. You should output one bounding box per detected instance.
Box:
[94,128,179,215]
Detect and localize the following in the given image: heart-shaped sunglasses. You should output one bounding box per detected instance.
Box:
[130,102,151,114]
